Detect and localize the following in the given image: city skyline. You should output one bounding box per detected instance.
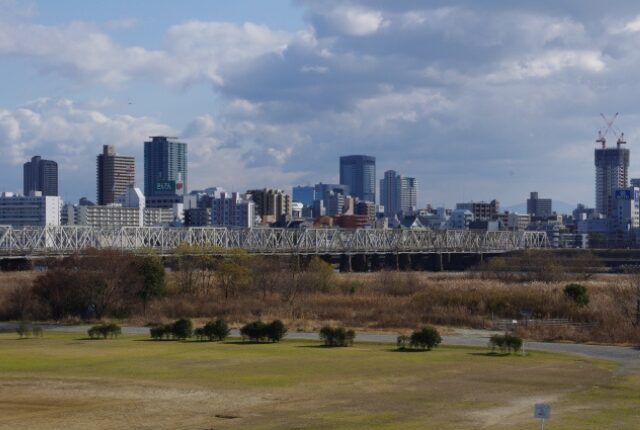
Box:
[3,1,640,207]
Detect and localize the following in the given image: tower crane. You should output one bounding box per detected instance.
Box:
[596,112,626,148]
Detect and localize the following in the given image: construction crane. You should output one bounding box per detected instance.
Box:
[596,112,626,149]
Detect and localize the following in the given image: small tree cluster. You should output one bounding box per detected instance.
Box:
[564,283,590,306]
[397,326,442,351]
[87,323,122,339]
[240,320,287,343]
[194,319,230,341]
[16,322,43,338]
[150,318,193,340]
[319,326,355,347]
[489,333,523,354]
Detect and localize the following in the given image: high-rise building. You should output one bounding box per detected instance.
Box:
[23,156,58,197]
[526,192,553,218]
[398,176,418,215]
[595,147,629,217]
[380,170,418,216]
[212,191,255,228]
[96,145,135,205]
[339,155,376,203]
[144,136,187,208]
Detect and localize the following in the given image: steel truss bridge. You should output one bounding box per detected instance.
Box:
[0,226,549,257]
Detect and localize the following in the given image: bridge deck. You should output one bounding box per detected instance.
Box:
[0,226,549,257]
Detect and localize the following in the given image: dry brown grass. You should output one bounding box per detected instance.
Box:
[2,270,640,344]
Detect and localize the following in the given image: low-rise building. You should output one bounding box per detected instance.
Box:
[449,209,474,229]
[0,192,62,227]
[455,200,499,221]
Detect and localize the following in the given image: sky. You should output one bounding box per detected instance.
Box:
[2,0,640,208]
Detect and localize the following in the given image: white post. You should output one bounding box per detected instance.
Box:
[540,417,545,430]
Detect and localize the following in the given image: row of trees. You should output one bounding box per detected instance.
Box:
[31,249,165,320]
[8,247,337,321]
[150,318,194,340]
[171,244,335,301]
[319,326,356,347]
[88,323,122,339]
[240,320,287,343]
[489,333,523,354]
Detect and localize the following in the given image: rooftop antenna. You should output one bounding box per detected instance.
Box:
[596,112,619,149]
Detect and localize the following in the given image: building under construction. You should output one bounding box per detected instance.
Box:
[594,113,629,217]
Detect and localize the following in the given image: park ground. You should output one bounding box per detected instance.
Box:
[0,332,639,429]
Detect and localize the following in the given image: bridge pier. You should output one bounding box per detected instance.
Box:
[339,254,353,272]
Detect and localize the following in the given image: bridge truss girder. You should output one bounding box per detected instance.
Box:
[0,226,549,257]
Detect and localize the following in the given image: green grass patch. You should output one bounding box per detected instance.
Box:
[0,332,635,430]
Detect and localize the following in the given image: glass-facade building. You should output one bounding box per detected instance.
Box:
[339,155,376,203]
[144,136,187,208]
[23,156,58,197]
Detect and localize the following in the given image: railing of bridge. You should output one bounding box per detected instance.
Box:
[0,226,549,256]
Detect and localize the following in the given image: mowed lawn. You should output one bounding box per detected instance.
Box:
[0,333,638,430]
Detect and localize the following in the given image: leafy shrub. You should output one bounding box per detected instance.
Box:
[194,327,206,341]
[409,326,442,350]
[489,333,523,353]
[150,318,193,341]
[88,323,121,339]
[564,283,589,306]
[171,318,193,340]
[241,320,267,342]
[240,320,287,343]
[150,324,171,340]
[265,320,287,342]
[203,319,231,341]
[319,326,355,347]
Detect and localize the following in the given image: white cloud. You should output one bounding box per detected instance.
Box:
[4,1,640,205]
[487,50,606,82]
[327,6,388,36]
[0,18,292,88]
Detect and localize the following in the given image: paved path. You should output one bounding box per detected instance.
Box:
[2,323,638,372]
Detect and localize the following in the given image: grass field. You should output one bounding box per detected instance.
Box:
[0,333,638,429]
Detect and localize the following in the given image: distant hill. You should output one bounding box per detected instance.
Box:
[502,201,577,215]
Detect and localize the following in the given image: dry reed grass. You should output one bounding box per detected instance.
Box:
[1,270,639,343]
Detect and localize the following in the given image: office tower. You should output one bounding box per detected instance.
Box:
[339,155,376,203]
[246,188,292,223]
[96,145,135,205]
[380,170,418,216]
[595,147,629,217]
[144,136,188,208]
[526,192,553,218]
[23,156,58,196]
[398,176,418,215]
